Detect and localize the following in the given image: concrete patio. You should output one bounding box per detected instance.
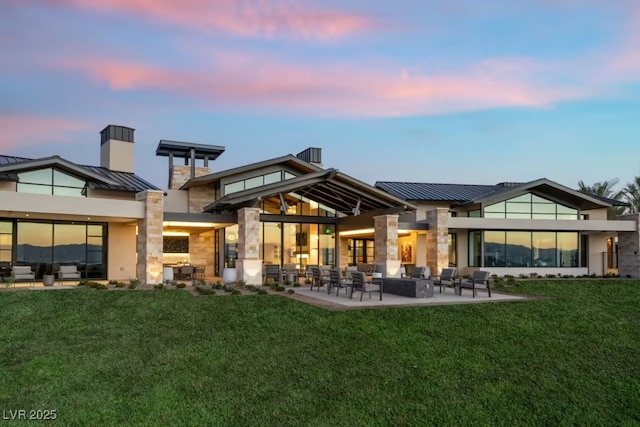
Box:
[292,285,531,309]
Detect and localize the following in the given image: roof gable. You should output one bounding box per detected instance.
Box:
[181,155,322,189]
[0,154,160,192]
[204,168,416,215]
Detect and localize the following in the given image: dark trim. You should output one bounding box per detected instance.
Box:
[162,212,237,223]
[260,214,336,224]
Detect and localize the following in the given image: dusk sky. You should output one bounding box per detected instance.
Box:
[2,0,640,190]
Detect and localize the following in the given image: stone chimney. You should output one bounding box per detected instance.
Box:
[296,147,323,168]
[100,125,135,173]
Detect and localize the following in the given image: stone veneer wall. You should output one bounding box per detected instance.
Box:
[189,186,216,213]
[617,214,640,278]
[338,236,349,269]
[374,214,401,277]
[136,190,164,284]
[171,165,210,189]
[236,207,262,284]
[189,230,215,277]
[425,208,450,276]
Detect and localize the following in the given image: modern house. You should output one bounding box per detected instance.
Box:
[2,124,640,285]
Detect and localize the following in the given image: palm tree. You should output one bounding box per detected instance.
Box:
[577,178,626,219]
[623,176,640,213]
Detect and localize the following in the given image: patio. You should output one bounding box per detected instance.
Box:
[292,285,531,309]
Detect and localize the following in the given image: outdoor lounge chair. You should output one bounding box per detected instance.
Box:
[58,265,81,284]
[11,266,35,286]
[350,271,383,301]
[456,270,491,298]
[433,268,456,293]
[329,268,352,296]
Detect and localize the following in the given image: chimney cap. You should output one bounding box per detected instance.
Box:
[100,125,135,145]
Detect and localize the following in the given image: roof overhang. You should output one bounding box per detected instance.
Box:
[203,168,417,215]
[156,140,225,160]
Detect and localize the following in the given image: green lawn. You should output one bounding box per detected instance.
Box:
[1,280,639,426]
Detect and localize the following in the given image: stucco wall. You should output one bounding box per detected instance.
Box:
[107,223,137,281]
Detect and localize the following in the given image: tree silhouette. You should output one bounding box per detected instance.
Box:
[577,178,626,219]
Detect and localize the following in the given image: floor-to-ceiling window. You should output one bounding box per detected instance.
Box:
[12,220,107,279]
[477,230,579,268]
[448,233,457,267]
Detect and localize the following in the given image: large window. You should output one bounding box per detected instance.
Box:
[481,230,578,268]
[260,192,336,217]
[14,220,106,279]
[484,193,578,220]
[17,168,86,197]
[260,222,335,269]
[224,171,295,196]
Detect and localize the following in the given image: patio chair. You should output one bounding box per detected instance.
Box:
[350,271,383,301]
[264,264,283,284]
[194,265,206,281]
[328,268,352,297]
[456,270,491,298]
[11,266,35,286]
[411,266,431,279]
[433,268,457,293]
[282,263,299,284]
[310,266,329,292]
[58,265,81,285]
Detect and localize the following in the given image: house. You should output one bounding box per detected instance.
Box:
[2,124,640,285]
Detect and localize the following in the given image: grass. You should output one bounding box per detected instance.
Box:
[1,280,639,425]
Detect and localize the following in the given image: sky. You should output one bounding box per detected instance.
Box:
[1,0,640,191]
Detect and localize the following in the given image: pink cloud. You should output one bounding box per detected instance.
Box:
[0,114,89,150]
[37,0,373,40]
[64,53,588,117]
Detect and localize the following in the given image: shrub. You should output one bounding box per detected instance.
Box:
[293,283,301,288]
[128,283,137,290]
[275,286,285,292]
[545,274,557,279]
[96,283,108,290]
[529,272,539,278]
[257,289,268,295]
[238,280,247,287]
[129,278,140,287]
[108,280,119,285]
[154,283,165,290]
[287,289,295,295]
[195,286,216,296]
[230,288,241,295]
[213,282,224,290]
[114,282,126,288]
[176,282,187,289]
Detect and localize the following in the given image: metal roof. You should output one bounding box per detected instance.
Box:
[376,179,618,210]
[0,154,160,193]
[204,169,416,215]
[375,181,504,202]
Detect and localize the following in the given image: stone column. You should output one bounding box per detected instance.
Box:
[236,207,262,284]
[425,208,450,276]
[618,214,640,278]
[338,236,350,270]
[136,190,164,285]
[374,214,401,277]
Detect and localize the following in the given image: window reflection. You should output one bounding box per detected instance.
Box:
[484,193,578,219]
